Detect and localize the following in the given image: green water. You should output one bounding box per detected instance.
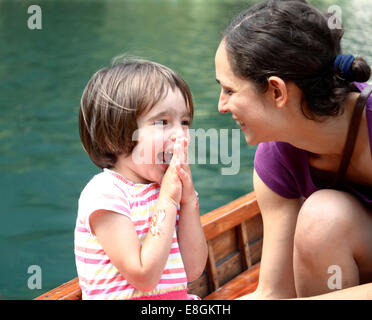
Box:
[0,0,371,300]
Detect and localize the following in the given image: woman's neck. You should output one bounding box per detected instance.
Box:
[284,92,363,158]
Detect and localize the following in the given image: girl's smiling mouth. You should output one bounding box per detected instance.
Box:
[157,151,173,164]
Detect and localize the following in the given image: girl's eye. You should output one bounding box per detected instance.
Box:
[154,120,167,126]
[182,120,191,127]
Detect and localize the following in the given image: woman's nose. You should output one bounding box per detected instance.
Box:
[218,91,229,114]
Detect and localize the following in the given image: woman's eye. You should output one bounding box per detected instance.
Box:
[154,120,167,126]
[223,88,233,96]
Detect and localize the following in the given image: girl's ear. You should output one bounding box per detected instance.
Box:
[267,76,288,109]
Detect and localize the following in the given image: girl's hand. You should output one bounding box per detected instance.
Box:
[174,137,197,206]
[159,139,183,206]
[173,136,207,282]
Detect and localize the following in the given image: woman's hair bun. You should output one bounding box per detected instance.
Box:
[352,57,371,82]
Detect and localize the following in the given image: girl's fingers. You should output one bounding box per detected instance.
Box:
[169,137,189,170]
[182,136,188,147]
[174,138,192,178]
[172,138,184,164]
[177,166,187,183]
[178,137,188,164]
[182,137,189,164]
[169,141,181,174]
[177,166,192,188]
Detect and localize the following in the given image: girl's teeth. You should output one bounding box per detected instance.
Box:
[163,152,173,164]
[157,152,173,164]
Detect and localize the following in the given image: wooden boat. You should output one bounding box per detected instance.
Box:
[35,191,262,300]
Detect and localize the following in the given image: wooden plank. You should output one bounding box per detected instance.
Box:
[34,277,81,300]
[188,272,209,298]
[237,221,252,269]
[205,241,219,291]
[201,193,260,241]
[189,238,263,299]
[211,228,237,262]
[204,263,260,300]
[249,239,263,266]
[216,251,244,287]
[245,214,263,243]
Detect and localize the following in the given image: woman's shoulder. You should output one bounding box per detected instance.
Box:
[354,82,372,154]
[255,141,306,163]
[254,141,309,199]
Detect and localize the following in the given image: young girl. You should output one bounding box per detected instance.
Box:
[75,57,208,300]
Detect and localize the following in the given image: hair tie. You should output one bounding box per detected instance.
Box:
[334,54,355,81]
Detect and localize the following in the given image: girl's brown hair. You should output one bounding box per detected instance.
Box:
[79,57,194,169]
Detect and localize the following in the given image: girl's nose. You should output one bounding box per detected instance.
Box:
[169,123,188,141]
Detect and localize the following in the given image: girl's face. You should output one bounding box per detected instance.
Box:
[215,41,273,145]
[118,88,191,184]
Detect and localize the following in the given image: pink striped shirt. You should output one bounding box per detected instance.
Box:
[74,168,190,300]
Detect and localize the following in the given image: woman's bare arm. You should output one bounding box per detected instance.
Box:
[299,282,372,300]
[240,169,303,299]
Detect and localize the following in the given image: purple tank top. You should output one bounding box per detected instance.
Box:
[254,82,372,204]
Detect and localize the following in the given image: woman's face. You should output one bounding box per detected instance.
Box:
[215,41,273,145]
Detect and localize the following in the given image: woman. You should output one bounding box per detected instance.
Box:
[215,0,372,298]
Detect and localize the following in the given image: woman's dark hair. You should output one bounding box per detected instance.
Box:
[223,0,371,119]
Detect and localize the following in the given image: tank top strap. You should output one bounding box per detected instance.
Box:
[334,85,372,186]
